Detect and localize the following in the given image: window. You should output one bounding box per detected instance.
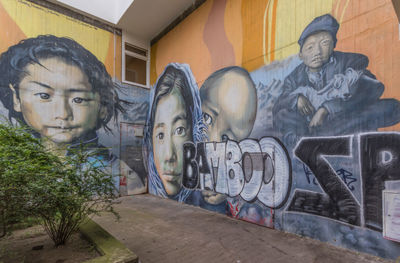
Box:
[393,0,400,21]
[122,42,149,88]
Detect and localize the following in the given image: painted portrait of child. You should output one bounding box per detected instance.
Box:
[0,35,125,158]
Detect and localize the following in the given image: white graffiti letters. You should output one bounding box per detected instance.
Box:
[258,137,291,208]
[182,137,292,208]
[226,140,245,196]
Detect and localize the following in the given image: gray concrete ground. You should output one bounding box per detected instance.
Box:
[92,194,392,263]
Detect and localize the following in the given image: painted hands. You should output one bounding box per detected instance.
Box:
[309,107,328,130]
[297,94,315,116]
[297,95,328,131]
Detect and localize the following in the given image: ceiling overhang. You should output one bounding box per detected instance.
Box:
[56,0,133,24]
[52,0,203,42]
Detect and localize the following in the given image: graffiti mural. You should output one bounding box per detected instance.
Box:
[200,66,257,142]
[0,35,122,161]
[145,63,202,201]
[182,137,291,209]
[149,0,400,259]
[144,63,226,212]
[273,14,400,146]
[0,0,148,192]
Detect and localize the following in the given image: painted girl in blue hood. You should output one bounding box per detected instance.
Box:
[145,63,205,202]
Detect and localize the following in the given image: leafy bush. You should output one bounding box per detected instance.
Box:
[33,144,119,246]
[0,123,62,238]
[0,122,118,246]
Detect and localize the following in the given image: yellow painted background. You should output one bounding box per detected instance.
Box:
[0,0,121,79]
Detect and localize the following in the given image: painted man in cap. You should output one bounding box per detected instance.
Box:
[273,14,400,146]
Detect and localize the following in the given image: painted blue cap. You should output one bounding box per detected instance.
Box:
[298,14,339,50]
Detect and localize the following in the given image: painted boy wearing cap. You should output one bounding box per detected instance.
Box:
[273,14,400,145]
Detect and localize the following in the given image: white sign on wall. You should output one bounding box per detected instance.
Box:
[383,187,400,242]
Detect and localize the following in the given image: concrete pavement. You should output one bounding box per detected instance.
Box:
[92,194,392,263]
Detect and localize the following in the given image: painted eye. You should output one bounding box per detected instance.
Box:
[72,97,87,104]
[157,132,164,140]
[203,113,213,126]
[174,126,186,136]
[35,93,50,100]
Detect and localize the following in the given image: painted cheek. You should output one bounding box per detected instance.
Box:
[77,103,101,134]
[21,102,41,126]
[33,101,56,120]
[153,146,164,176]
[174,140,184,166]
[72,106,88,125]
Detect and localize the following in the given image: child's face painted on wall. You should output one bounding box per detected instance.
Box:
[11,57,105,144]
[299,31,334,72]
[152,87,192,196]
[201,71,257,142]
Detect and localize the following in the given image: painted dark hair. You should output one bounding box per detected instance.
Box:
[0,35,124,132]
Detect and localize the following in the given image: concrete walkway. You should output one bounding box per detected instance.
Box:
[92,194,392,263]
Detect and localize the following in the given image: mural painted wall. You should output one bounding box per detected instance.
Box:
[0,0,149,194]
[147,0,400,259]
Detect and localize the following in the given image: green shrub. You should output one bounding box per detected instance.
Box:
[0,123,61,238]
[33,143,119,246]
[0,122,118,246]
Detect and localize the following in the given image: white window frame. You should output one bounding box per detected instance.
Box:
[122,33,150,89]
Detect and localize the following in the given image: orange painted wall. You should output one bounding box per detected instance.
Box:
[151,0,244,87]
[0,2,26,53]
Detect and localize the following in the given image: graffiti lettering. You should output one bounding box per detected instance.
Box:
[226,140,245,196]
[205,142,229,194]
[288,133,400,232]
[302,164,318,186]
[336,168,356,191]
[360,133,400,231]
[289,136,360,225]
[302,165,356,190]
[182,142,199,189]
[182,137,292,208]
